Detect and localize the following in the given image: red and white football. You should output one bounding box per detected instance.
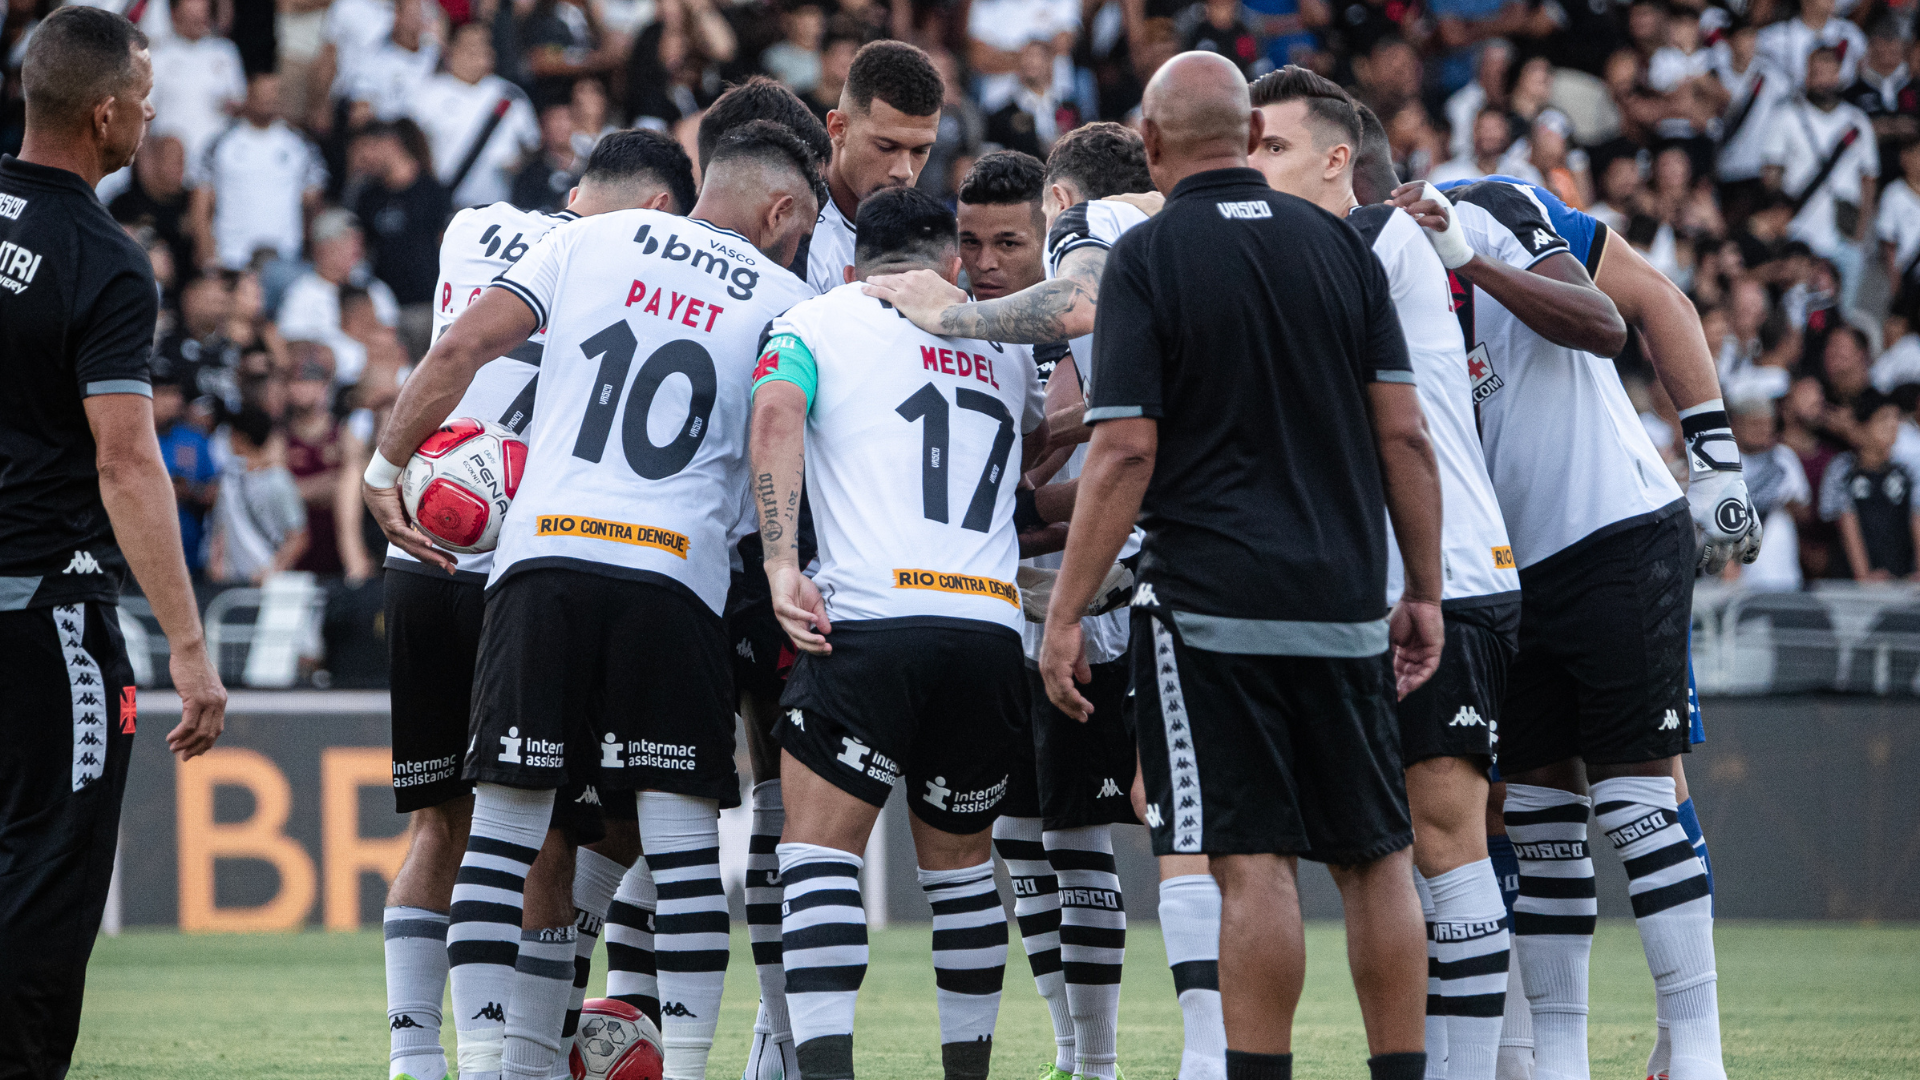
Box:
[399,418,527,554]
[569,998,665,1080]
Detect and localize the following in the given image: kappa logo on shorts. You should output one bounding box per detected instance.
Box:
[736,638,756,662]
[1143,803,1164,828]
[1131,583,1158,607]
[601,733,624,767]
[788,708,805,730]
[1449,706,1485,727]
[1096,777,1123,798]
[1659,709,1681,731]
[575,785,602,806]
[62,550,102,575]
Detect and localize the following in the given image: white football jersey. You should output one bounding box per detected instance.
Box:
[1349,204,1519,605]
[388,202,576,579]
[805,197,858,296]
[1020,197,1150,664]
[488,209,815,611]
[766,283,1044,632]
[1447,181,1683,568]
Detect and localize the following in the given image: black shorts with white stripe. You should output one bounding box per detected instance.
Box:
[1129,606,1411,863]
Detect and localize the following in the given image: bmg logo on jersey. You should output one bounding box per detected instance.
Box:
[633,222,761,299]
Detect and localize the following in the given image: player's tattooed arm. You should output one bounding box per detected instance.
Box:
[750,380,831,652]
[937,245,1106,343]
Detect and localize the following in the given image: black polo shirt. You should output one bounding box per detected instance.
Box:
[0,156,159,610]
[1086,167,1411,656]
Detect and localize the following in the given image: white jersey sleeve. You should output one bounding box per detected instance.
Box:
[772,284,1040,633]
[486,210,815,611]
[386,202,577,579]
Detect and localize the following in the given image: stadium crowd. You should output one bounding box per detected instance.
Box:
[15,0,1916,609]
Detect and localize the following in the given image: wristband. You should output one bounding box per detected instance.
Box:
[363,449,404,489]
[1014,487,1045,532]
[1418,182,1474,270]
[1680,398,1739,474]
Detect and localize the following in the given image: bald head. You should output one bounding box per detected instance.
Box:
[1141,51,1254,187]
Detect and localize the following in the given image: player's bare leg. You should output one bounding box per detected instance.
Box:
[385,796,473,1080]
[1327,848,1429,1068]
[1407,757,1507,1080]
[1134,766,1226,1080]
[741,689,800,1080]
[1207,853,1308,1058]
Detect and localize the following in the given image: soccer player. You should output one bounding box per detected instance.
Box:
[0,9,227,1077]
[866,122,1229,1080]
[373,129,696,1080]
[804,40,944,294]
[1248,67,1519,1080]
[364,120,820,1080]
[1387,168,1757,1080]
[1039,51,1444,1080]
[749,186,1048,1080]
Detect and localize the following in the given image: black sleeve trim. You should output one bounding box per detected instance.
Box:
[1586,219,1608,277]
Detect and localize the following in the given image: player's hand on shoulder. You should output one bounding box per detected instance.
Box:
[860,269,968,334]
[1101,191,1164,217]
[769,564,833,655]
[1387,598,1444,700]
[165,640,227,762]
[1389,182,1474,269]
[362,480,458,574]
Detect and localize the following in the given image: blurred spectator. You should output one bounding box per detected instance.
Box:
[1756,0,1867,89]
[1820,392,1920,580]
[1877,325,1920,389]
[277,209,400,386]
[282,353,350,575]
[514,102,586,210]
[1893,382,1920,480]
[1714,18,1790,226]
[521,0,627,108]
[337,0,441,123]
[987,38,1073,159]
[1649,3,1712,93]
[968,0,1077,113]
[922,48,985,204]
[154,380,219,579]
[1386,101,1444,180]
[806,31,861,122]
[147,0,246,172]
[1879,138,1920,312]
[1431,104,1514,182]
[278,0,336,126]
[1730,390,1812,591]
[571,76,618,148]
[1427,0,1554,94]
[208,406,309,586]
[1350,35,1420,122]
[1782,374,1845,577]
[1822,325,1876,409]
[1526,108,1584,204]
[1761,47,1878,264]
[762,3,824,93]
[1445,40,1512,161]
[622,0,737,130]
[109,133,195,282]
[157,273,245,413]
[1843,15,1918,171]
[191,72,329,272]
[412,21,541,208]
[349,121,448,357]
[1181,0,1262,78]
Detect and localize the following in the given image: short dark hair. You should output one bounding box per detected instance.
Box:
[1249,65,1363,154]
[1045,122,1152,199]
[698,76,831,172]
[842,40,943,117]
[1853,388,1898,424]
[1350,102,1401,205]
[959,150,1045,206]
[23,5,149,127]
[709,119,828,206]
[229,406,275,449]
[581,128,698,215]
[854,186,956,269]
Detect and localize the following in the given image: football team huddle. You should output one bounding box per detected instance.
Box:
[360,37,1757,1080]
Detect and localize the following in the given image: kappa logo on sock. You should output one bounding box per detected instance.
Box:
[471,1002,505,1022]
[1449,706,1485,727]
[390,1015,426,1030]
[1096,777,1122,798]
[660,1001,698,1018]
[1658,709,1681,730]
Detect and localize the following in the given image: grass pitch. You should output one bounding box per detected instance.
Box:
[71,921,1920,1079]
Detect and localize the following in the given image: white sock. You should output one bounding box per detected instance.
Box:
[1157,874,1226,1080]
[993,816,1073,1073]
[1496,962,1534,1080]
[779,842,866,1079]
[385,906,449,1080]
[1504,784,1594,1080]
[1647,1018,1670,1080]
[1047,826,1123,1080]
[1415,873,1448,1080]
[918,860,1007,1074]
[744,780,792,1080]
[502,924,578,1080]
[1592,777,1722,1080]
[563,848,628,1042]
[450,784,554,1080]
[605,858,660,1025]
[639,791,727,1080]
[1429,859,1510,1080]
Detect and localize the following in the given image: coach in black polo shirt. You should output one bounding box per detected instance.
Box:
[0,9,225,1077]
[1038,52,1445,1080]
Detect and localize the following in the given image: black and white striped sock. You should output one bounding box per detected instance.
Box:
[1504,784,1594,1080]
[779,842,867,1080]
[639,791,727,1080]
[1158,874,1226,1080]
[449,783,554,1080]
[993,816,1074,1073]
[919,860,1007,1079]
[1593,776,1723,1080]
[1047,825,1124,1080]
[562,848,629,1043]
[383,906,449,1080]
[1413,874,1448,1080]
[605,857,660,1027]
[743,779,796,1080]
[1428,858,1510,1080]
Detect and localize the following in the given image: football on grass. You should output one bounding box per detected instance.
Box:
[399,418,526,554]
[570,998,664,1080]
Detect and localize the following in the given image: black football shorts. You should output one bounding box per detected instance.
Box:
[1030,659,1139,829]
[777,618,1026,835]
[386,568,485,812]
[1397,599,1519,768]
